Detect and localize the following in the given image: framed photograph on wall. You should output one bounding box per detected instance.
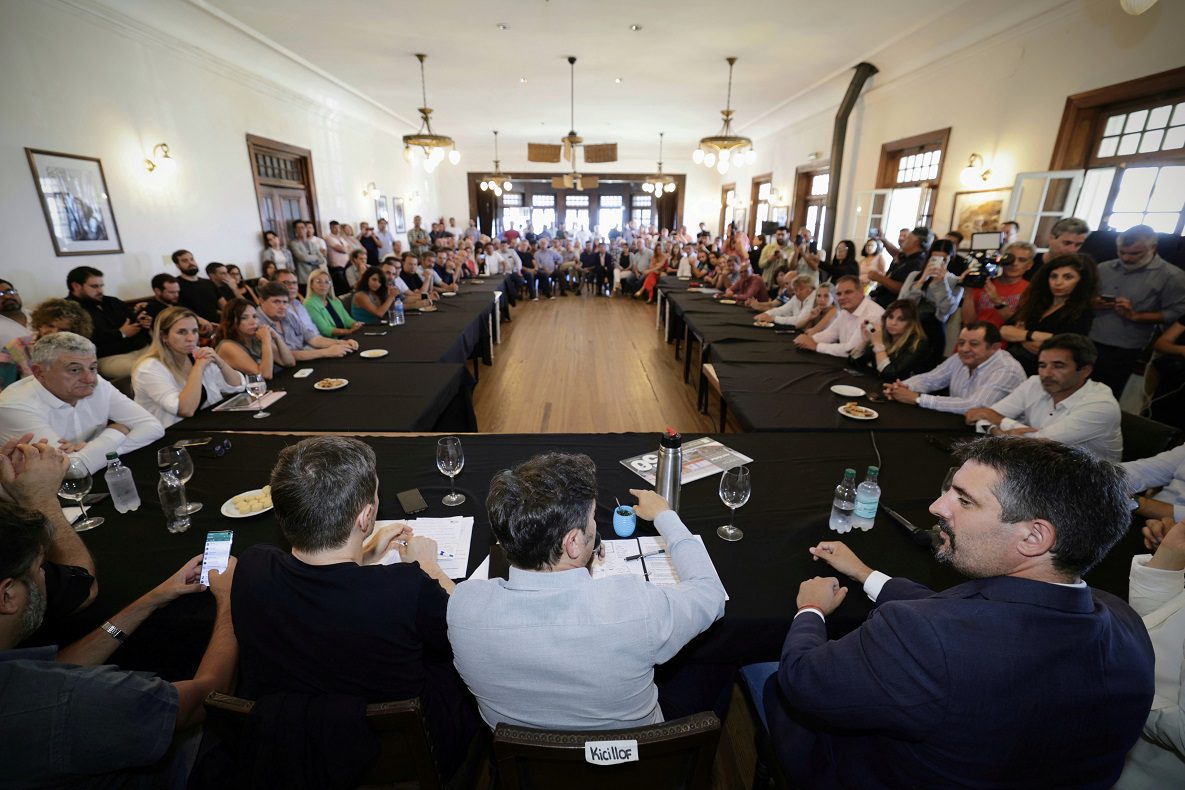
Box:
[950,188,1011,249]
[25,148,123,256]
[392,197,407,233]
[375,195,389,224]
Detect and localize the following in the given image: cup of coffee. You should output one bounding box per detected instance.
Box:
[612,506,637,538]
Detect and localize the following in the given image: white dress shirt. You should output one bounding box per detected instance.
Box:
[1123,444,1185,522]
[762,292,814,325]
[810,297,884,358]
[989,377,1123,461]
[131,357,245,428]
[903,350,1027,414]
[0,376,164,473]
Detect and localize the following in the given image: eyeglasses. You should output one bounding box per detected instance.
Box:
[0,289,18,297]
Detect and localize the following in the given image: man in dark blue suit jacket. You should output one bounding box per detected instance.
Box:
[761,437,1154,789]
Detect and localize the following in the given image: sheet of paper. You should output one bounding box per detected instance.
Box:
[62,507,83,524]
[589,536,727,600]
[590,538,644,580]
[376,516,473,580]
[636,535,729,600]
[212,390,287,412]
[620,437,754,486]
[468,554,490,581]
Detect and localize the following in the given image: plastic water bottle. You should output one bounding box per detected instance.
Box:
[393,296,405,326]
[829,468,857,533]
[157,463,191,534]
[104,452,140,513]
[852,466,881,531]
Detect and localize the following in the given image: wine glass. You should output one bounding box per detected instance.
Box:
[437,436,466,506]
[246,373,269,419]
[716,465,751,542]
[158,446,202,514]
[58,458,104,532]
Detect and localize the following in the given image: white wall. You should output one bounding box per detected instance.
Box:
[0,0,446,305]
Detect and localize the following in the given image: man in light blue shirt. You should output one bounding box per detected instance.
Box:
[1124,443,1185,524]
[888,322,1026,414]
[447,453,726,731]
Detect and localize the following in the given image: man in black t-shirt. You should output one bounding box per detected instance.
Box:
[64,266,150,379]
[869,227,932,309]
[171,249,222,324]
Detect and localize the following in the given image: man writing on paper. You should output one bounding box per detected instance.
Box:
[448,453,727,730]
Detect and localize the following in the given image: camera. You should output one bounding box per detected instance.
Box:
[962,251,1011,288]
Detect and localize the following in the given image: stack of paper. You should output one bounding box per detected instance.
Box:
[591,535,728,598]
[376,516,473,580]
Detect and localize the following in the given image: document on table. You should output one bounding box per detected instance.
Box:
[620,437,754,486]
[376,516,473,580]
[211,390,287,412]
[591,535,728,599]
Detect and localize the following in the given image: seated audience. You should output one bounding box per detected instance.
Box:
[132,307,244,428]
[707,255,738,293]
[142,273,181,327]
[856,299,932,381]
[869,227,931,308]
[857,237,890,289]
[1002,253,1097,375]
[966,333,1122,461]
[343,247,370,291]
[0,501,237,787]
[256,282,356,361]
[226,265,257,305]
[818,239,860,285]
[0,298,92,389]
[271,269,319,338]
[171,250,223,325]
[0,332,163,472]
[65,266,150,379]
[350,266,397,323]
[636,247,671,303]
[0,279,30,347]
[795,283,837,332]
[215,297,293,380]
[254,259,280,295]
[754,275,815,325]
[959,241,1036,329]
[230,436,477,780]
[1116,518,1185,788]
[755,437,1153,788]
[794,275,884,359]
[397,253,436,305]
[304,270,359,338]
[260,229,293,271]
[887,322,1026,413]
[758,227,795,289]
[898,238,965,329]
[1124,444,1185,524]
[534,239,562,299]
[205,261,235,310]
[448,453,726,730]
[722,259,770,303]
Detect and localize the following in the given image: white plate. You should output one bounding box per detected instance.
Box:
[220,488,273,518]
[838,404,879,420]
[830,384,865,397]
[718,299,737,305]
[419,306,438,313]
[313,378,349,391]
[359,349,388,359]
[441,291,458,297]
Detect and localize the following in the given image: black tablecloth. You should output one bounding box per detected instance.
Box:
[165,362,476,434]
[351,279,499,364]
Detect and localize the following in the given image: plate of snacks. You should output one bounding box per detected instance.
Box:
[718,298,737,305]
[838,402,878,420]
[313,377,348,391]
[753,321,774,328]
[359,349,388,359]
[221,486,273,518]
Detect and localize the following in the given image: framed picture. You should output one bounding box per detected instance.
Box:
[950,188,1011,250]
[25,148,123,256]
[375,195,389,224]
[392,197,407,233]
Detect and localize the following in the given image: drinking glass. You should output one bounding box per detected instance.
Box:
[716,465,751,542]
[59,458,104,532]
[437,436,466,506]
[158,446,202,514]
[246,373,269,419]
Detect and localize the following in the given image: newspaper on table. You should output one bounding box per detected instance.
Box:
[591,535,728,599]
[211,390,287,412]
[376,516,473,580]
[620,437,753,486]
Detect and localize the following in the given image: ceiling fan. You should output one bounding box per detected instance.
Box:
[527,56,617,191]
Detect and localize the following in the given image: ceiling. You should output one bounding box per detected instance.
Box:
[198,0,1063,164]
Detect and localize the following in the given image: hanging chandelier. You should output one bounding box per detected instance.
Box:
[642,132,676,195]
[401,53,459,172]
[478,131,513,197]
[693,56,755,175]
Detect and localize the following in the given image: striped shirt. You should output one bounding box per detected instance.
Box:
[903,350,1026,414]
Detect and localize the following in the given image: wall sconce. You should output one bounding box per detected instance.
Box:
[362,182,378,198]
[144,143,176,174]
[959,153,992,186]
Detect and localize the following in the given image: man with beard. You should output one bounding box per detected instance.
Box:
[750,437,1153,789]
[171,249,222,324]
[65,266,150,378]
[447,453,726,730]
[0,279,30,347]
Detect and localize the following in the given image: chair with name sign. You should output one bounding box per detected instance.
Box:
[491,712,720,790]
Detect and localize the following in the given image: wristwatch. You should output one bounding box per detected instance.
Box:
[101,621,127,643]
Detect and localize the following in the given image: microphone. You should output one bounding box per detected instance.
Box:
[881,505,942,547]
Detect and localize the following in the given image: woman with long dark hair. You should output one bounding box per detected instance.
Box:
[819,240,860,285]
[858,299,932,381]
[1001,253,1097,375]
[349,266,397,322]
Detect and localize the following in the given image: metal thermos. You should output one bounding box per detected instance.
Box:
[654,429,682,512]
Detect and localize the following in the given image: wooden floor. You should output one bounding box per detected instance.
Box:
[473,290,718,434]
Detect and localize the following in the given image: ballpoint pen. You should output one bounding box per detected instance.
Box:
[626,549,666,561]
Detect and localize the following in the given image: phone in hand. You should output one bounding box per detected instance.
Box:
[1099,294,1118,303]
[200,530,234,586]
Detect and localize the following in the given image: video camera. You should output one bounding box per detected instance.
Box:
[962,251,1013,288]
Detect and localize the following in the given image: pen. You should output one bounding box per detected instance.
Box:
[391,539,455,559]
[626,549,666,562]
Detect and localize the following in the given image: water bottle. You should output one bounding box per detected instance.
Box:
[654,428,683,513]
[157,463,192,534]
[104,451,140,513]
[851,466,881,531]
[393,296,405,326]
[829,468,857,533]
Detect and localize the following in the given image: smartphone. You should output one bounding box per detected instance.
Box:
[200,530,234,586]
[396,488,429,515]
[1099,294,1118,303]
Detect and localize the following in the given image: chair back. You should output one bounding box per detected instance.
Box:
[492,712,720,790]
[1120,410,1182,462]
[203,692,442,789]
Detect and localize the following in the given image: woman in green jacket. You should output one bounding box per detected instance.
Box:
[304,269,360,338]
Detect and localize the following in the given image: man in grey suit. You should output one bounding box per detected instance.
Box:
[287,220,326,288]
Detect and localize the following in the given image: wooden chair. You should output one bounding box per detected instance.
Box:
[1120,410,1182,463]
[491,712,720,790]
[202,692,444,789]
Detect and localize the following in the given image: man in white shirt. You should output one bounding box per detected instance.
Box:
[755,275,815,325]
[0,332,163,473]
[966,333,1122,461]
[375,218,396,260]
[794,275,884,359]
[0,279,30,347]
[1123,444,1185,526]
[886,322,1027,413]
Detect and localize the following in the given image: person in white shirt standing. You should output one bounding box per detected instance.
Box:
[966,333,1122,461]
[0,332,163,472]
[794,275,884,359]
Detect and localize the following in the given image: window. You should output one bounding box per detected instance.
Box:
[631,194,652,229]
[749,174,772,236]
[500,192,530,233]
[563,194,590,233]
[874,129,948,230]
[1094,100,1185,162]
[720,184,736,236]
[1108,165,1185,233]
[247,134,318,245]
[895,151,941,185]
[793,164,830,241]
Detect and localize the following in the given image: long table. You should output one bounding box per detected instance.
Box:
[53,431,1143,678]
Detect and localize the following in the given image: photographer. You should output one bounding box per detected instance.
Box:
[959,241,1035,329]
[869,227,931,309]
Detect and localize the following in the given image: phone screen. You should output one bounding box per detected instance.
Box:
[200,530,234,586]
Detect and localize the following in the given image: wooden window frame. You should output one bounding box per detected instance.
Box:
[792,161,830,236]
[719,183,736,237]
[876,128,950,189]
[748,173,772,237]
[246,134,319,241]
